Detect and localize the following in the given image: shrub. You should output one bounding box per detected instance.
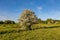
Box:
[4,20,15,24]
[19,9,38,30]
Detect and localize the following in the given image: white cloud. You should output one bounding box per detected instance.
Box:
[0,16,6,20]
[37,6,43,14]
[37,6,43,10]
[0,16,10,20]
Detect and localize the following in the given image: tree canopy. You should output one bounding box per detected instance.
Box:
[19,9,38,30]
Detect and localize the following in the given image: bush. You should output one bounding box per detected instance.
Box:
[4,20,15,24]
[0,21,4,24]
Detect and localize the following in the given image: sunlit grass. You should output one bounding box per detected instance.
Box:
[0,24,60,40]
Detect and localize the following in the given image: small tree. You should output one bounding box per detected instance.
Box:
[46,18,54,24]
[0,21,4,24]
[4,20,15,24]
[37,18,42,23]
[19,9,38,30]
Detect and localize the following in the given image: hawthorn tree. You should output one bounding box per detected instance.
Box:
[19,9,38,30]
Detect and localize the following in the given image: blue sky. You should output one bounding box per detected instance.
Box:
[0,0,60,21]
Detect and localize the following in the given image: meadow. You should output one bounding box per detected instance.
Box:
[0,23,60,40]
[0,0,60,40]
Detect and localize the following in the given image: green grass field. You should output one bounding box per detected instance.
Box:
[0,24,60,40]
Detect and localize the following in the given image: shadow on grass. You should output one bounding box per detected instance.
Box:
[32,26,60,30]
[0,26,60,34]
[0,29,25,34]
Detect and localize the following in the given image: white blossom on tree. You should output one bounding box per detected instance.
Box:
[19,9,38,30]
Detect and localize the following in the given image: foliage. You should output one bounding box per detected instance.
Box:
[37,18,42,23]
[37,18,60,24]
[0,21,4,24]
[4,20,15,24]
[19,9,38,30]
[46,18,54,24]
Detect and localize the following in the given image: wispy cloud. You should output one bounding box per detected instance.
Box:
[37,6,43,10]
[0,16,6,20]
[36,6,43,19]
[0,16,11,20]
[37,6,43,14]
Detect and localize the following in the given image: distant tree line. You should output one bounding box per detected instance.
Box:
[0,20,15,24]
[37,18,60,24]
[0,18,60,24]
